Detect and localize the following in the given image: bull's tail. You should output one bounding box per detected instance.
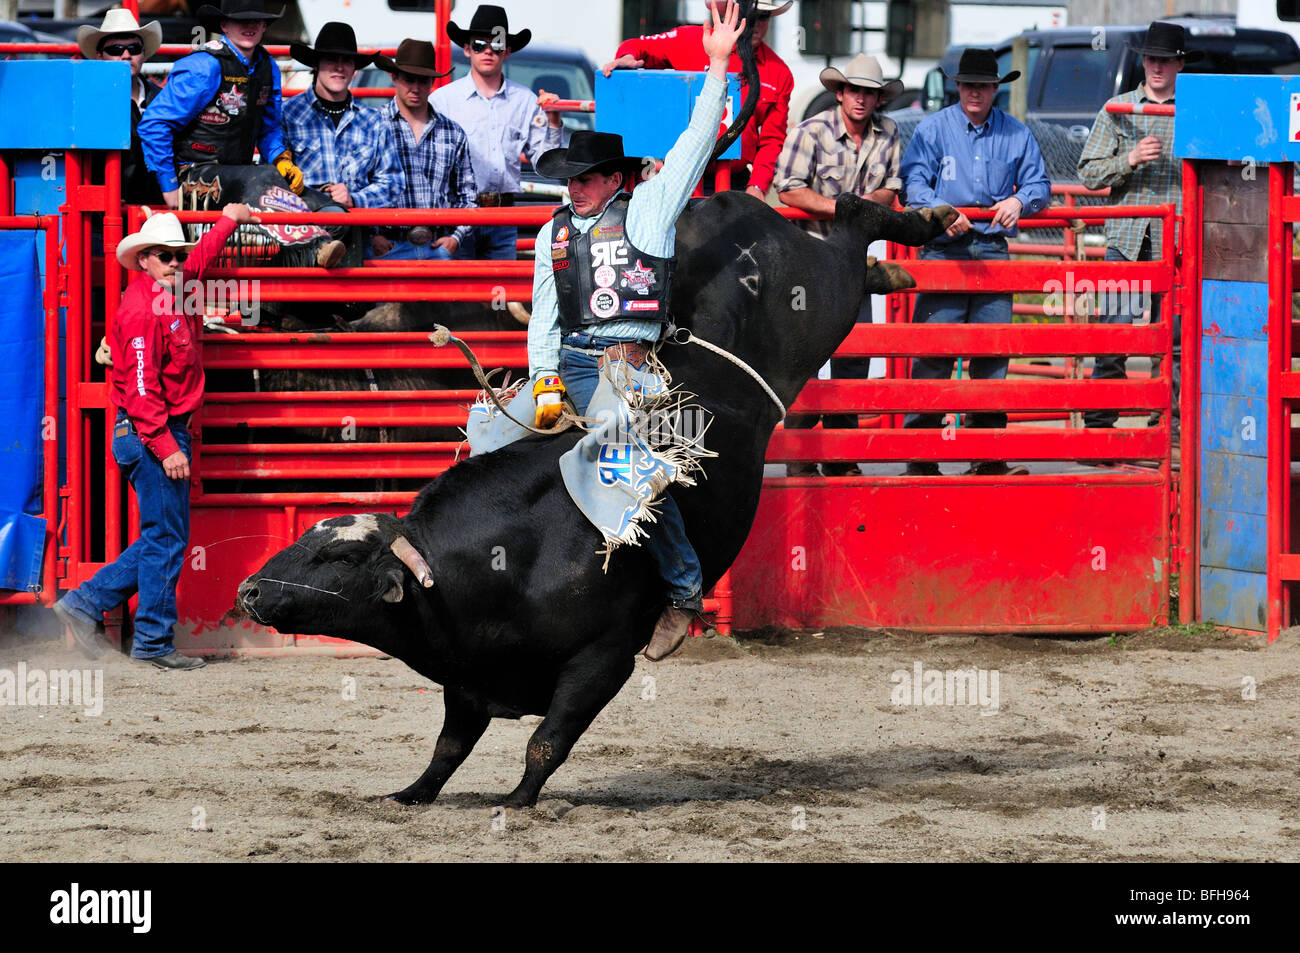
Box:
[708,0,758,165]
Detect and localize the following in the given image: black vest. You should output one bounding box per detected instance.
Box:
[174,40,273,168]
[552,194,673,333]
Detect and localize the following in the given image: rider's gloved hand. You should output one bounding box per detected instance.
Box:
[533,375,566,428]
[274,152,305,195]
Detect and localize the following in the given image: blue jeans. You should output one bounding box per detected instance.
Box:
[560,330,703,606]
[461,225,518,260]
[1085,239,1180,434]
[905,234,1012,430]
[367,239,453,261]
[61,414,192,659]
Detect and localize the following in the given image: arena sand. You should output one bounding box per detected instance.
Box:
[1,625,1296,862]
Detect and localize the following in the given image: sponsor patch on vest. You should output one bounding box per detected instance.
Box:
[622,300,660,312]
[257,88,270,106]
[218,85,247,116]
[555,226,570,242]
[620,260,656,295]
[590,288,620,320]
[198,107,230,127]
[593,264,616,288]
[593,225,623,240]
[553,259,570,270]
[191,141,217,153]
[204,39,224,51]
[552,246,567,259]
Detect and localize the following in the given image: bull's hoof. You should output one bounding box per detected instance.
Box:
[381,787,439,806]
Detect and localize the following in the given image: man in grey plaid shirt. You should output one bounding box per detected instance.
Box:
[1078,20,1195,442]
[776,54,902,476]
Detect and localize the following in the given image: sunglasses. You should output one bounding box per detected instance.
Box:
[470,38,507,54]
[101,41,144,56]
[150,249,188,265]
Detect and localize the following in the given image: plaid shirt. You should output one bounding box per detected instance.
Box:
[281,89,405,209]
[1078,86,1180,261]
[382,99,478,247]
[775,107,902,236]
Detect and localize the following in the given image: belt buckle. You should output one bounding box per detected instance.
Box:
[479,192,500,207]
[407,226,433,246]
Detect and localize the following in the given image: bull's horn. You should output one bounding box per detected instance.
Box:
[390,536,434,588]
[507,301,531,326]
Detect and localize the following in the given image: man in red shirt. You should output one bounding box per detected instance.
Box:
[602,0,793,199]
[52,204,255,669]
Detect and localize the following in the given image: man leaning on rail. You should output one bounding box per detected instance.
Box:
[526,0,747,661]
[52,204,258,669]
[899,47,1051,477]
[1077,20,1194,461]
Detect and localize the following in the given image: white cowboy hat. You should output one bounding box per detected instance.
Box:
[819,53,905,100]
[116,212,197,271]
[77,7,163,60]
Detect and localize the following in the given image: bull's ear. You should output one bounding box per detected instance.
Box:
[381,569,405,603]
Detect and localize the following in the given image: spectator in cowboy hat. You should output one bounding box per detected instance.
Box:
[899,48,1051,477]
[430,4,566,260]
[52,203,257,669]
[79,8,164,205]
[1077,20,1199,453]
[281,23,403,214]
[776,54,904,477]
[602,0,794,200]
[373,40,477,260]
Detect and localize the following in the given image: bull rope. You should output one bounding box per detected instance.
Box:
[670,328,786,418]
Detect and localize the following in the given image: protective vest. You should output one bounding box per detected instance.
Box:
[174,40,273,167]
[552,194,673,332]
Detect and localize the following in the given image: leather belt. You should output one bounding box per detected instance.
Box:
[477,192,513,207]
[377,225,435,245]
[596,341,650,370]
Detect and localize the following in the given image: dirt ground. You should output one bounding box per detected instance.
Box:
[2,624,1296,862]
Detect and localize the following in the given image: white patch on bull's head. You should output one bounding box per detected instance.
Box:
[315,513,381,542]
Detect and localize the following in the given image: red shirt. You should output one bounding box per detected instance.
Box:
[109,215,238,461]
[615,26,793,193]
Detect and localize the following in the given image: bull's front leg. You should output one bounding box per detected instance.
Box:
[501,645,636,809]
[384,686,491,805]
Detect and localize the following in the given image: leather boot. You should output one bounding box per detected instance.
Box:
[645,598,701,661]
[315,239,346,269]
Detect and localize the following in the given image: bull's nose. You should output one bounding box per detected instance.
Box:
[237,578,260,607]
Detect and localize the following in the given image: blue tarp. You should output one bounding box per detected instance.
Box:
[0,231,47,592]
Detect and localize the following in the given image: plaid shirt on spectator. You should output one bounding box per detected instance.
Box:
[775,107,902,237]
[281,89,404,209]
[382,99,477,248]
[1077,87,1180,261]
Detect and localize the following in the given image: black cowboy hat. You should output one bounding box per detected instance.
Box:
[943,48,1019,85]
[373,39,452,79]
[197,0,283,28]
[536,131,643,180]
[446,4,530,53]
[290,22,374,69]
[1132,20,1204,62]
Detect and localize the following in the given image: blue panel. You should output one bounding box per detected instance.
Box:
[0,232,47,592]
[0,61,130,150]
[1200,279,1269,341]
[1199,509,1267,573]
[1200,451,1267,515]
[595,69,742,161]
[1201,335,1268,397]
[1200,566,1267,631]
[1175,74,1300,162]
[1200,394,1268,457]
[11,153,65,216]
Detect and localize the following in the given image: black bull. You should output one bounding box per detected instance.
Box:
[235,194,957,807]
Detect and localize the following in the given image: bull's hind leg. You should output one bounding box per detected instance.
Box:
[384,686,491,805]
[501,647,636,809]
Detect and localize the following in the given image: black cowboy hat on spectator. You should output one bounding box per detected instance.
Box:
[197,0,283,30]
[1132,20,1204,62]
[536,131,643,181]
[943,48,1019,84]
[291,22,374,69]
[446,4,530,53]
[373,39,453,79]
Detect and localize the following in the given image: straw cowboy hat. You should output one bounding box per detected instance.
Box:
[373,39,453,78]
[116,212,197,271]
[943,48,1020,84]
[535,131,645,180]
[446,5,531,52]
[1132,20,1204,62]
[819,54,904,100]
[77,8,163,60]
[290,22,375,69]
